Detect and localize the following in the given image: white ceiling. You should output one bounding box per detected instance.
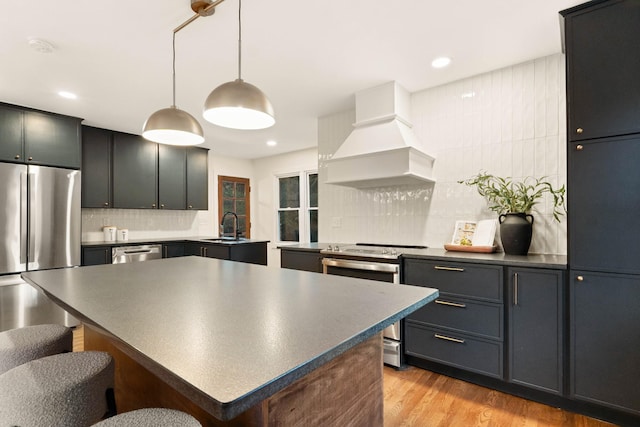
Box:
[1,0,583,159]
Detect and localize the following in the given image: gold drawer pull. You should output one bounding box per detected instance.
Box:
[435,299,467,308]
[435,334,465,344]
[434,266,465,272]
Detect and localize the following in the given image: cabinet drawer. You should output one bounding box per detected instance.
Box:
[408,297,503,340]
[404,259,503,302]
[405,322,503,379]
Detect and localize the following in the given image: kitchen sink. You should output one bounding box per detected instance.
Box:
[203,237,247,243]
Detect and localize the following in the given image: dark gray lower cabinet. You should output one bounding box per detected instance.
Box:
[571,270,640,415]
[82,246,112,266]
[188,242,267,265]
[280,249,322,273]
[507,268,563,395]
[162,242,186,258]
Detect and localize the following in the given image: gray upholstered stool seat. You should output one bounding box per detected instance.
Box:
[0,350,115,427]
[0,323,73,374]
[92,408,202,426]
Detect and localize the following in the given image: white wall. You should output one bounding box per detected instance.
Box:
[252,148,319,267]
[319,54,567,254]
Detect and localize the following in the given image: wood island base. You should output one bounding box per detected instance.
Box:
[85,326,383,427]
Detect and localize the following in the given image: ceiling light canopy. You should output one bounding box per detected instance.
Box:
[202,0,275,130]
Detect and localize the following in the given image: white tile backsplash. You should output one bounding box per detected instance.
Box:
[318,53,567,254]
[81,208,210,242]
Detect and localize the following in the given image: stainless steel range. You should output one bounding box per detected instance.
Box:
[320,243,426,368]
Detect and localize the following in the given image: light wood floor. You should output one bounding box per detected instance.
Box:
[72,326,615,427]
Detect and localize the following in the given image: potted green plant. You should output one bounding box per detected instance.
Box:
[458,171,566,255]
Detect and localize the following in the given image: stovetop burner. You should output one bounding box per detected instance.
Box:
[320,243,427,260]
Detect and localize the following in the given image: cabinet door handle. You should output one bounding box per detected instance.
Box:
[15,154,20,159]
[576,144,584,151]
[28,156,33,161]
[203,247,207,257]
[188,205,193,209]
[104,202,109,207]
[576,275,584,282]
[435,299,466,308]
[434,334,465,344]
[160,204,165,209]
[434,265,465,272]
[576,127,584,134]
[514,272,519,306]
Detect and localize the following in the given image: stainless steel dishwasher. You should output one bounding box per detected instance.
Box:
[112,245,162,264]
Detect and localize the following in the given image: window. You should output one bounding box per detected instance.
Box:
[218,176,250,238]
[277,172,318,243]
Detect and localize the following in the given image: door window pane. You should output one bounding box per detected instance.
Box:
[279,211,299,241]
[237,183,246,198]
[223,181,235,198]
[223,199,234,213]
[236,200,246,215]
[279,176,300,208]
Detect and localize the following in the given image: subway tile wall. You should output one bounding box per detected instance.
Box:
[318,54,567,254]
[81,208,211,242]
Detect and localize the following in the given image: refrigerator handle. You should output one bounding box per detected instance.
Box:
[28,171,36,263]
[20,171,28,265]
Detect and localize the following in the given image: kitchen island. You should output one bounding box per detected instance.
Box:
[22,256,438,426]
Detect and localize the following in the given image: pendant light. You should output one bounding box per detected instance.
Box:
[203,0,275,130]
[143,31,205,145]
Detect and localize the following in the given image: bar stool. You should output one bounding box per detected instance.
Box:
[0,323,73,374]
[0,351,116,426]
[92,408,202,426]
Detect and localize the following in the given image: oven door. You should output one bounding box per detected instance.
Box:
[321,257,400,341]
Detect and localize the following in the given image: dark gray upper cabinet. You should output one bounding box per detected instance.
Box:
[81,126,112,208]
[570,271,640,415]
[0,103,81,168]
[23,110,82,168]
[158,144,186,210]
[112,132,158,209]
[0,104,23,162]
[568,135,640,274]
[186,147,208,210]
[507,268,563,395]
[562,0,640,141]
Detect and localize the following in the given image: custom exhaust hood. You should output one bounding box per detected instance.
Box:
[325,81,435,188]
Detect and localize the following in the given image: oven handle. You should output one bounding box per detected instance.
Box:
[321,258,399,274]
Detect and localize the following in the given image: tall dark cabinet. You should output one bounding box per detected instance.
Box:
[158,144,187,210]
[563,0,640,417]
[81,126,112,208]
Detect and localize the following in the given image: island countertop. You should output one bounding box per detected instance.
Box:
[22,256,438,421]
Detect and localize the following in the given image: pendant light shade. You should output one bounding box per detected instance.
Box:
[142,106,205,145]
[203,79,275,130]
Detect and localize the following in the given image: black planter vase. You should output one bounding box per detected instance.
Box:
[498,213,534,255]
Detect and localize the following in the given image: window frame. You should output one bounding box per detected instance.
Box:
[275,169,318,244]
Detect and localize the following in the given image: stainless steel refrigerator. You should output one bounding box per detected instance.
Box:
[0,163,81,332]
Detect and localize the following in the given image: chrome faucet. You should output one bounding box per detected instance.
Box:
[220,211,240,240]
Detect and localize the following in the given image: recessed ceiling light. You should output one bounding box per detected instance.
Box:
[431,56,451,69]
[58,91,77,100]
[266,140,277,147]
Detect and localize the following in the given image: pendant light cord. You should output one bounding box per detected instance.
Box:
[172,31,177,107]
[238,0,242,80]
